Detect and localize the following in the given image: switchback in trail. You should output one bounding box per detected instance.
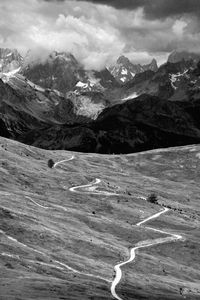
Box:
[111,207,183,300]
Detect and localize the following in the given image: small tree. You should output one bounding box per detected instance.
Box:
[147,193,158,204]
[48,159,55,168]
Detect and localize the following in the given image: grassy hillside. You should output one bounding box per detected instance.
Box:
[0,137,200,299]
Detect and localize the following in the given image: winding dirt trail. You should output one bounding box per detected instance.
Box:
[69,178,120,196]
[53,155,75,168]
[25,196,51,209]
[0,154,183,298]
[111,207,183,300]
[1,155,115,285]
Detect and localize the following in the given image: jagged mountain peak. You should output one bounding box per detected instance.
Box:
[150,58,157,67]
[116,55,131,66]
[143,58,158,72]
[109,55,158,84]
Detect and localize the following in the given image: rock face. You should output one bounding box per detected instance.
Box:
[0,48,23,73]
[168,50,200,64]
[0,73,109,148]
[23,51,119,94]
[109,55,158,84]
[23,51,84,93]
[123,59,200,101]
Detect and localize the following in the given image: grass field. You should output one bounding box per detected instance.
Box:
[0,137,200,299]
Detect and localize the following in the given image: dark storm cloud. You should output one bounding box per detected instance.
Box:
[74,0,200,19]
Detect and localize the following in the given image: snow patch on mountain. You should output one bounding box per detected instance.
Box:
[169,69,189,90]
[1,67,21,83]
[6,53,12,58]
[27,79,46,92]
[122,92,139,101]
[121,68,128,75]
[75,72,105,92]
[76,81,88,89]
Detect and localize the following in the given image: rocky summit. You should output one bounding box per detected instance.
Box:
[109,55,158,84]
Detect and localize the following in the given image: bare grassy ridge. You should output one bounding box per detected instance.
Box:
[0,137,200,299]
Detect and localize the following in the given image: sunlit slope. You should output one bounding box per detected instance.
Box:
[0,137,200,299]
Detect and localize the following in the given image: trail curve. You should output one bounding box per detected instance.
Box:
[69,178,120,196]
[111,207,183,300]
[53,155,75,168]
[25,196,51,209]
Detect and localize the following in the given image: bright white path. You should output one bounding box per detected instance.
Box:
[111,208,183,300]
[53,155,75,168]
[25,196,50,209]
[0,154,183,297]
[69,178,119,196]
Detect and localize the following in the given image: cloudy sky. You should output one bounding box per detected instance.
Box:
[0,0,200,70]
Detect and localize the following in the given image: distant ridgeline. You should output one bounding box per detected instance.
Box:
[1,48,200,154]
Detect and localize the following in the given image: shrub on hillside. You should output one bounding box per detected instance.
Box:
[147,193,158,204]
[48,159,55,168]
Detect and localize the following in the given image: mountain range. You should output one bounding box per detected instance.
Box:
[1,48,200,300]
[1,48,200,154]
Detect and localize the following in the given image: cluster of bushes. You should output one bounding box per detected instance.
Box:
[147,193,158,204]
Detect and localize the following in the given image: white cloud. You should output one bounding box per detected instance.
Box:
[0,0,200,70]
[173,20,187,36]
[0,0,125,69]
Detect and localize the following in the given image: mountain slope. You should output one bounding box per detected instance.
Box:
[168,50,200,64]
[14,94,200,154]
[0,48,23,73]
[123,59,200,101]
[0,137,200,299]
[23,51,84,93]
[23,51,119,94]
[2,72,200,154]
[0,71,111,137]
